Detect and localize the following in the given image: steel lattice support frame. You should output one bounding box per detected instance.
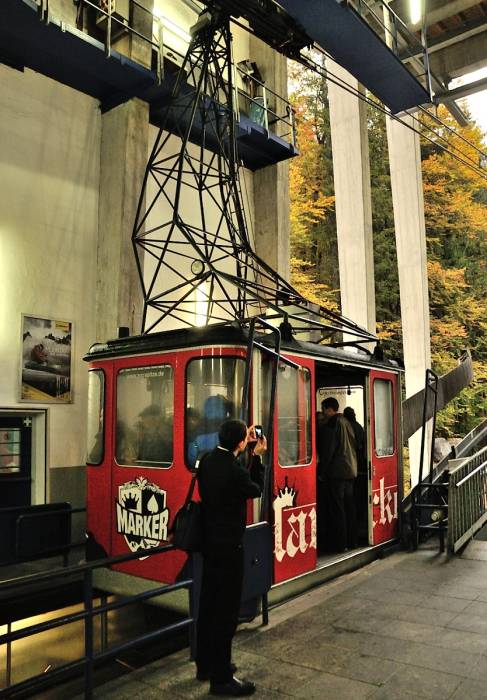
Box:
[132,8,375,346]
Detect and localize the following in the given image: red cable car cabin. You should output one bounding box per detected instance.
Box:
[85,324,403,592]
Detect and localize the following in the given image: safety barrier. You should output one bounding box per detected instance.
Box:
[0,544,194,699]
[448,446,487,553]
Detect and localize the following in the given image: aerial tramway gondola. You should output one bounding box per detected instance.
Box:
[84,5,406,602]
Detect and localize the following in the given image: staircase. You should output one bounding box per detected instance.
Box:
[408,368,487,553]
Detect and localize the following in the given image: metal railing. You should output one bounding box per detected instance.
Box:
[0,504,85,568]
[76,0,161,71]
[153,37,296,147]
[0,544,194,699]
[36,0,296,147]
[350,0,433,98]
[448,446,487,553]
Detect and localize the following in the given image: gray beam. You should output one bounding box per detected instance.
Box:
[429,30,487,79]
[436,75,487,102]
[413,0,483,29]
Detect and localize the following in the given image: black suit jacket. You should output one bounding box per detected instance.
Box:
[198,447,265,550]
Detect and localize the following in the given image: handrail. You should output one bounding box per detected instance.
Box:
[448,446,487,553]
[455,460,487,488]
[77,0,161,69]
[0,541,194,699]
[153,39,296,145]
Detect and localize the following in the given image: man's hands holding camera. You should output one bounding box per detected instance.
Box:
[248,424,267,456]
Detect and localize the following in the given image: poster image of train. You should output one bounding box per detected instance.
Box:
[21,315,72,402]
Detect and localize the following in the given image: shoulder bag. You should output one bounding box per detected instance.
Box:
[170,471,203,552]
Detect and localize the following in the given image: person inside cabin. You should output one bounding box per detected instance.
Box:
[196,419,266,696]
[317,397,358,553]
[115,419,138,464]
[344,406,367,537]
[188,394,234,467]
[343,407,366,471]
[136,404,170,463]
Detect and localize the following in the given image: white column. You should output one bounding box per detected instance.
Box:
[250,35,290,279]
[386,114,432,487]
[327,60,376,338]
[96,99,149,340]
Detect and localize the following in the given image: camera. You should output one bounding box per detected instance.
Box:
[254,425,264,439]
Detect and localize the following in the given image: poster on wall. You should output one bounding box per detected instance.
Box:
[21,315,73,403]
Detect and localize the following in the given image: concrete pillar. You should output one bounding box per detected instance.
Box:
[249,36,290,279]
[95,0,154,341]
[327,60,376,337]
[386,115,432,488]
[96,98,150,340]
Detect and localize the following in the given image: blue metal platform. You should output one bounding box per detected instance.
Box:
[277,0,430,114]
[0,0,298,171]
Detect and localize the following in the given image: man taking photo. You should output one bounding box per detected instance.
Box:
[196,418,267,696]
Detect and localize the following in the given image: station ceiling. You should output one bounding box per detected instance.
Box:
[391,0,487,90]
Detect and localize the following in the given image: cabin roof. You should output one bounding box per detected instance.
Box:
[84,323,403,373]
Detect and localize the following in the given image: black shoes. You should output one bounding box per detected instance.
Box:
[196,663,237,682]
[210,676,256,696]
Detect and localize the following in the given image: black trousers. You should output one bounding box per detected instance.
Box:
[327,478,357,552]
[196,544,244,684]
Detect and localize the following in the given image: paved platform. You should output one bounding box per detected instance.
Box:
[79,541,487,699]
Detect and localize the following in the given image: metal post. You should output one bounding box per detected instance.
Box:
[106,0,112,58]
[156,19,164,85]
[84,569,94,700]
[100,594,108,651]
[261,594,269,626]
[428,373,439,485]
[6,622,12,688]
[262,86,269,131]
[421,10,433,102]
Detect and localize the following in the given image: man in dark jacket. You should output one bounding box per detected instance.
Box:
[196,418,266,696]
[318,397,358,553]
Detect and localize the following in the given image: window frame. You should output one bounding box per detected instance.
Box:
[277,364,313,469]
[184,354,247,469]
[86,368,106,466]
[373,377,396,459]
[115,363,174,470]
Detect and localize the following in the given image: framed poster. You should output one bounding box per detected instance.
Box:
[21,315,73,403]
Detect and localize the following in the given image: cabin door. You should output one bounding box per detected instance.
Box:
[369,370,399,544]
[271,355,316,584]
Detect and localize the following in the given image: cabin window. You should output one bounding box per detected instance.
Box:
[87,370,105,465]
[374,379,394,457]
[186,357,245,467]
[277,364,312,467]
[116,365,174,468]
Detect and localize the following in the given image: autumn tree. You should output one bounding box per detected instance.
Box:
[289,65,487,437]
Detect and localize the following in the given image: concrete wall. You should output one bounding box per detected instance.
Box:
[0,65,101,501]
[0,5,284,512]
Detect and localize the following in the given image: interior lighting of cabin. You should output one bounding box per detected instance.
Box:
[409,0,423,25]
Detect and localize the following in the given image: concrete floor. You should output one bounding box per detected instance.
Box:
[73,540,487,699]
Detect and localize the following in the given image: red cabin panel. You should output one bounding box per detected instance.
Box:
[88,345,248,585]
[86,363,113,558]
[272,354,316,584]
[370,369,399,545]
